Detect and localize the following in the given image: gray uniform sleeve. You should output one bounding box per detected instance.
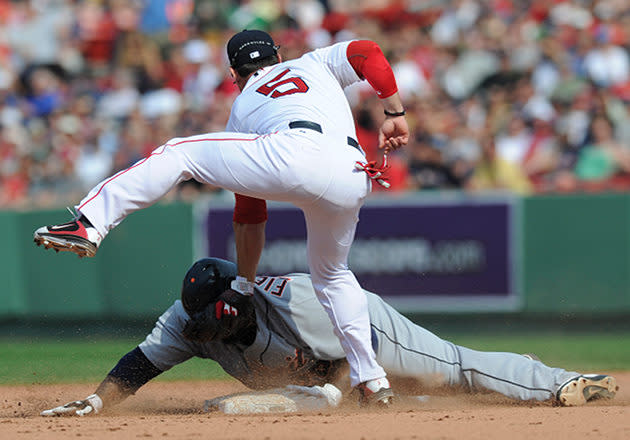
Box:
[138,300,198,371]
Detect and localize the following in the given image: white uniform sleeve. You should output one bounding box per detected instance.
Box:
[139,301,197,371]
[305,41,362,90]
[225,111,240,132]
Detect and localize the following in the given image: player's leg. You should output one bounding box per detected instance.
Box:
[76,133,258,236]
[302,204,386,386]
[299,149,392,406]
[366,294,601,403]
[453,345,579,401]
[34,131,302,255]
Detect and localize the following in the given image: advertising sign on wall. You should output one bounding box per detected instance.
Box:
[202,196,521,312]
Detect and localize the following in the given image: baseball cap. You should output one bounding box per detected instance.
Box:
[227,29,278,69]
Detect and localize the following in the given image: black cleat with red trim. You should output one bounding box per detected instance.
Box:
[33,216,102,258]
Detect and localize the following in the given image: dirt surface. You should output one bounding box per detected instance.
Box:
[1,373,629,440]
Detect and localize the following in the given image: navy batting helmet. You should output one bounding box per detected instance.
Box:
[181,258,237,316]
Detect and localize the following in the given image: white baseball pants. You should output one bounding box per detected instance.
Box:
[77,128,386,387]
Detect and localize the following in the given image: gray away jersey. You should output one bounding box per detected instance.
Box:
[139,273,579,400]
[139,274,348,390]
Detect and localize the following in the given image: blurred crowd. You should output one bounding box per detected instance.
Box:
[2,0,630,208]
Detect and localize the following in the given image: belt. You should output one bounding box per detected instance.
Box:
[288,120,361,152]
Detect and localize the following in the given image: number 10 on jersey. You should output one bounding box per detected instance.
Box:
[256,68,309,98]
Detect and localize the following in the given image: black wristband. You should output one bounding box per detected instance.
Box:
[384,109,406,117]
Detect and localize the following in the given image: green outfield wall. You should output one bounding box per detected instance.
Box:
[522,193,630,314]
[2,194,630,319]
[0,203,194,319]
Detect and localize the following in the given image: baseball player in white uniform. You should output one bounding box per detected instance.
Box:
[34,30,409,405]
[40,258,618,417]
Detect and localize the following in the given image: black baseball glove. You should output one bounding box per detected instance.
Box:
[182,290,256,344]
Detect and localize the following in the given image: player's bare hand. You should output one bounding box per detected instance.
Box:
[378,116,409,153]
[41,394,103,417]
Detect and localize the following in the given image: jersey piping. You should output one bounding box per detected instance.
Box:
[78,134,269,211]
[371,324,554,394]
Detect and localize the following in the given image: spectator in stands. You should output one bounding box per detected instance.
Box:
[407,133,465,191]
[574,115,630,187]
[4,0,630,207]
[467,135,533,195]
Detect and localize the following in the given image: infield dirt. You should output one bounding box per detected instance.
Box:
[1,372,629,440]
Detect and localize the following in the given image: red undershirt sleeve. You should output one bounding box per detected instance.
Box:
[233,193,268,224]
[346,40,398,99]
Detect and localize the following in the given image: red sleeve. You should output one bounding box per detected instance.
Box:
[346,40,398,99]
[233,194,268,224]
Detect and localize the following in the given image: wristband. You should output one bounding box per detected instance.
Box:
[230,276,255,296]
[384,109,406,117]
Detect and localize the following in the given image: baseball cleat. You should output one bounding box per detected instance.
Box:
[34,215,102,258]
[357,377,394,407]
[556,374,618,406]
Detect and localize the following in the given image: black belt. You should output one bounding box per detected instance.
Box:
[289,120,361,152]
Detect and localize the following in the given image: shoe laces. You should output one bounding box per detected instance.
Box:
[355,154,391,188]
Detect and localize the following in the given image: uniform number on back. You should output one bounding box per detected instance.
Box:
[255,276,291,297]
[256,68,309,98]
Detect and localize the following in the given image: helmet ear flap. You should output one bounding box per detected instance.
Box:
[181,258,237,316]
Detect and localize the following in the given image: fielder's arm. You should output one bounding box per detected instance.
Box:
[41,347,163,416]
[231,194,267,293]
[346,40,409,152]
